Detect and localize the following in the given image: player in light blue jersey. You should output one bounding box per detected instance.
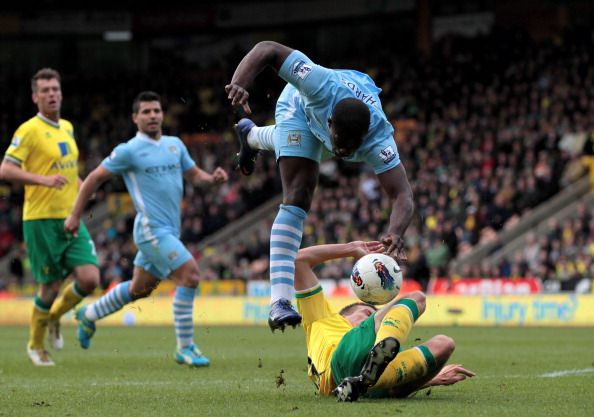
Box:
[225,41,414,332]
[65,91,228,367]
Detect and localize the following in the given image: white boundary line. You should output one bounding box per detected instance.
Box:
[540,368,594,378]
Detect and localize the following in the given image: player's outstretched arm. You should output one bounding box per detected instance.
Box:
[376,163,414,261]
[297,241,384,268]
[225,41,294,114]
[295,241,383,291]
[64,165,112,236]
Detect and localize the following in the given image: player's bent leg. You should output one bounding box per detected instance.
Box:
[335,294,426,399]
[372,292,424,352]
[248,125,276,152]
[48,276,95,350]
[333,337,400,402]
[425,334,456,367]
[378,335,455,398]
[56,227,101,350]
[75,276,140,349]
[334,294,427,401]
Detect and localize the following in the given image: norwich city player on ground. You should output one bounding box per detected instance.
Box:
[1,68,100,366]
[293,240,475,401]
[65,91,228,367]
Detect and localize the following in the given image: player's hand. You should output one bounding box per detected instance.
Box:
[64,215,80,237]
[351,241,384,260]
[225,83,252,114]
[211,167,229,184]
[380,233,407,262]
[428,364,476,387]
[43,174,69,189]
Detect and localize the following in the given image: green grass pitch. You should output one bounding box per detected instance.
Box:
[1,325,593,417]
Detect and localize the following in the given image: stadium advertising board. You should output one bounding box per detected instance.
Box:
[421,294,593,326]
[1,294,594,326]
[429,277,542,295]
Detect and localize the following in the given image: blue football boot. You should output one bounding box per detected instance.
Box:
[268,298,302,332]
[233,118,259,176]
[75,306,96,350]
[174,344,210,367]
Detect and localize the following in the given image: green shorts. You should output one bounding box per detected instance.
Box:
[330,313,377,385]
[23,219,98,284]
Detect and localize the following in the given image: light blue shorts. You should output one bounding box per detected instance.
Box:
[274,87,330,163]
[134,233,192,279]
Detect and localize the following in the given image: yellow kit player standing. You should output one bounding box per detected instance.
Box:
[1,68,99,366]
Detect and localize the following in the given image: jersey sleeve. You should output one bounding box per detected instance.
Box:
[278,50,334,99]
[359,137,401,175]
[102,143,132,174]
[296,285,334,326]
[177,138,196,172]
[4,125,33,165]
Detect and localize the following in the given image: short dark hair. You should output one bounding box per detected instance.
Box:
[339,302,377,317]
[132,91,161,113]
[31,68,61,93]
[331,98,370,142]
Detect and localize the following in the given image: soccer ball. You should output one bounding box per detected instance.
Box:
[350,253,402,305]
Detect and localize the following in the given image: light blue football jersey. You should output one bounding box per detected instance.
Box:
[102,132,195,244]
[278,50,400,173]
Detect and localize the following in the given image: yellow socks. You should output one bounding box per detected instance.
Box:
[374,298,419,346]
[48,282,86,321]
[29,297,51,349]
[372,346,436,391]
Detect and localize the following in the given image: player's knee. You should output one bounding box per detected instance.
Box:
[129,282,155,300]
[76,270,100,293]
[431,334,456,363]
[72,263,100,293]
[403,291,426,315]
[175,269,200,288]
[183,272,200,288]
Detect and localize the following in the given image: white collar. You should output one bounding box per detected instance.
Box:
[136,131,162,146]
[37,113,60,128]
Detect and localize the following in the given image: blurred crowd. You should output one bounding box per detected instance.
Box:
[1,29,593,292]
[204,30,594,290]
[485,202,594,292]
